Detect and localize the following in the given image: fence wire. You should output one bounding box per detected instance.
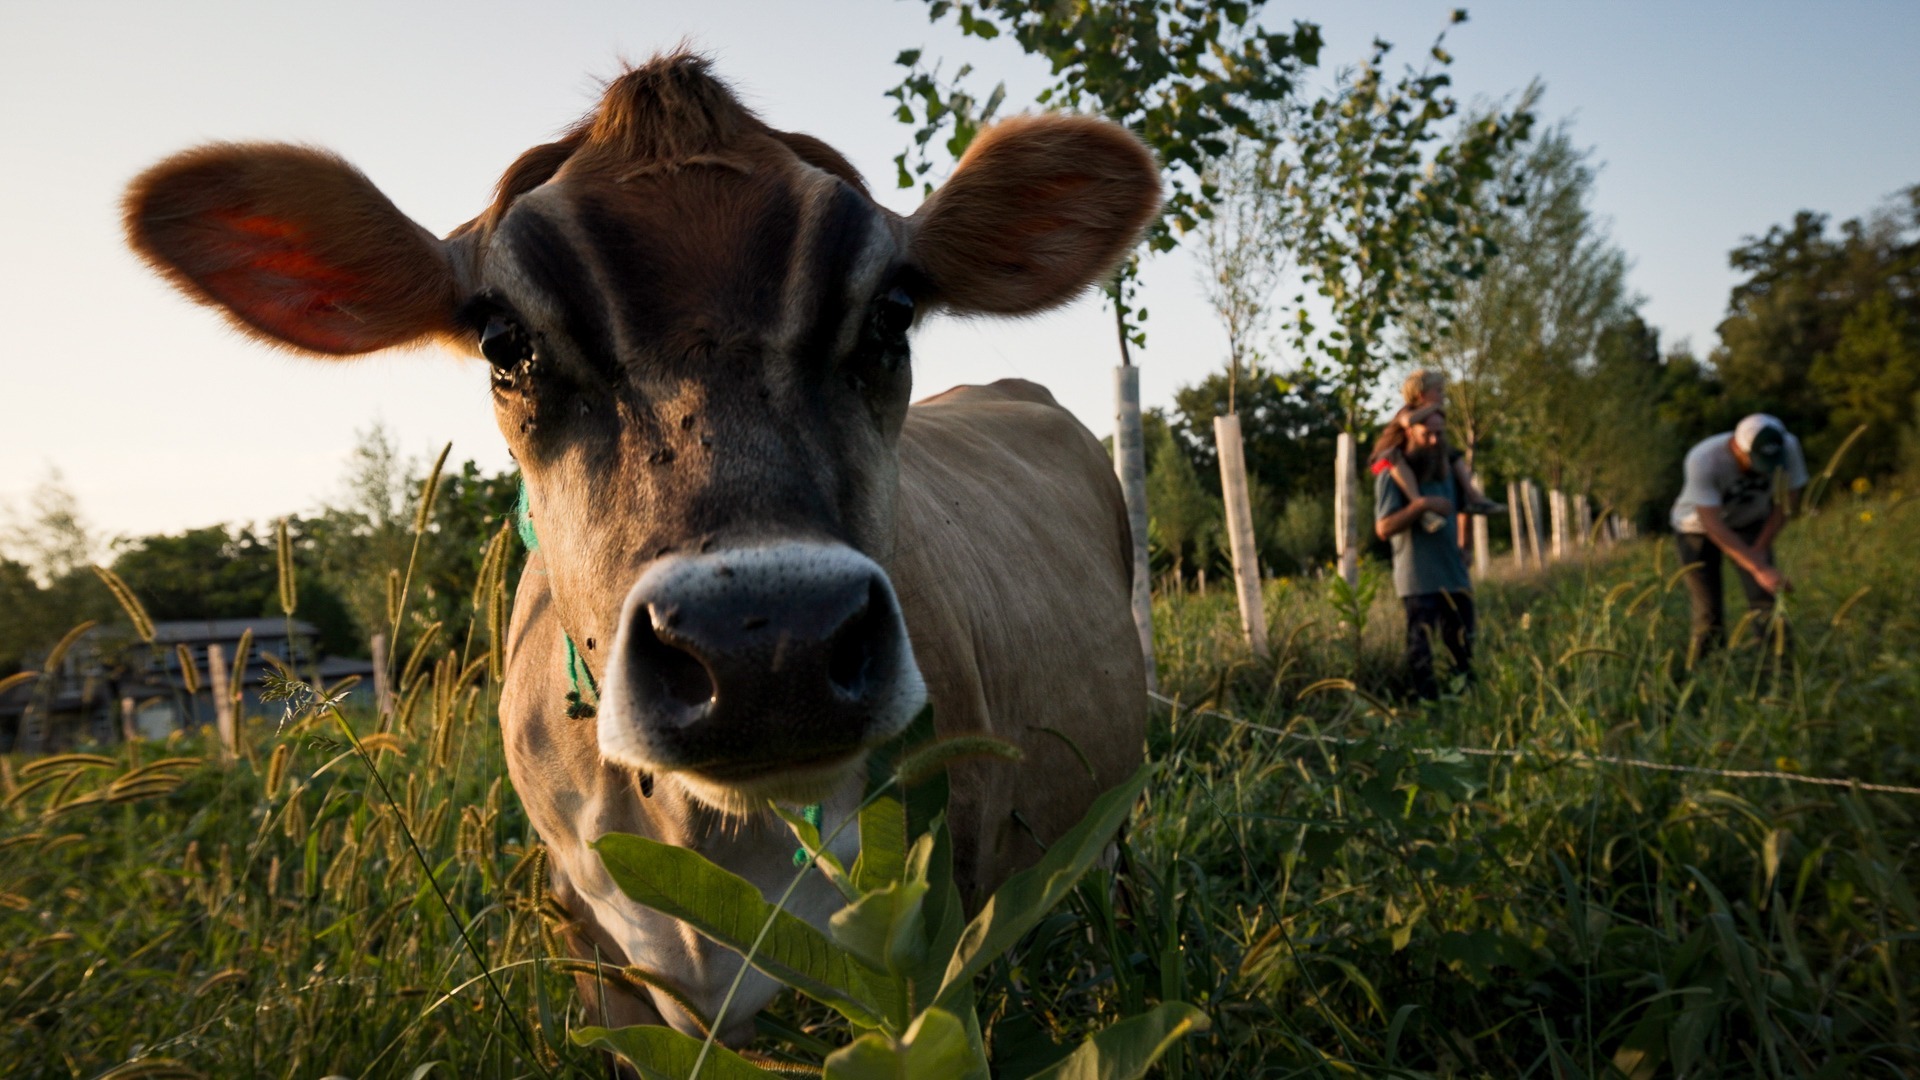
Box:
[1148,690,1920,798]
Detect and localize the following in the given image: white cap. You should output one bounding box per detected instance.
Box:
[1733,413,1784,451]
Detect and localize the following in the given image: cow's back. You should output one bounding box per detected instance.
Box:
[889,379,1147,901]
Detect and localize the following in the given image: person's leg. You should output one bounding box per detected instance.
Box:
[1439,590,1476,689]
[1403,594,1440,700]
[1675,531,1725,662]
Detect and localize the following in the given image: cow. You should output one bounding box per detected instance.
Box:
[123,53,1155,1044]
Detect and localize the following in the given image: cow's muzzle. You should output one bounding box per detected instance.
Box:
[597,542,925,805]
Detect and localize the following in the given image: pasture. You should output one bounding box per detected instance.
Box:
[3,482,1916,1079]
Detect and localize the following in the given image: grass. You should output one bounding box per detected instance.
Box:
[3,481,1916,1078]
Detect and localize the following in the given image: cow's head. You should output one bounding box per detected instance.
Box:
[124,54,1159,813]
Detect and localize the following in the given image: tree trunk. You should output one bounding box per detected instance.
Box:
[1214,414,1270,656]
[1334,432,1359,587]
[1112,365,1156,691]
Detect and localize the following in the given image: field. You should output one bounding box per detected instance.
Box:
[3,483,1917,1079]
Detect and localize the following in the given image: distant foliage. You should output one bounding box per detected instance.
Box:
[1714,185,1920,477]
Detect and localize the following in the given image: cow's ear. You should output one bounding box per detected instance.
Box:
[124,143,463,356]
[907,115,1160,316]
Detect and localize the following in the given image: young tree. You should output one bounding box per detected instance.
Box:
[888,0,1324,680]
[1196,134,1291,652]
[1411,114,1636,507]
[2,469,96,587]
[1279,17,1533,582]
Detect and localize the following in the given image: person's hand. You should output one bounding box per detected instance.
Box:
[1755,566,1791,595]
[1420,495,1455,518]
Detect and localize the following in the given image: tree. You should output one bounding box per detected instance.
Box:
[2,469,95,587]
[1277,17,1533,582]
[889,0,1325,678]
[1410,113,1639,506]
[1714,185,1920,474]
[1145,423,1220,586]
[1197,135,1290,411]
[110,522,359,657]
[1810,290,1920,474]
[1282,21,1534,434]
[1168,368,1343,505]
[302,427,522,660]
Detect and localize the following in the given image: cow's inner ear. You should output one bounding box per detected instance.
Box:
[124,143,463,356]
[906,115,1161,318]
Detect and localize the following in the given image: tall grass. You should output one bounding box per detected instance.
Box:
[1112,482,1919,1077]
[3,482,1915,1078]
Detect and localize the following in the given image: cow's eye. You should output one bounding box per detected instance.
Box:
[480,315,536,370]
[876,287,915,340]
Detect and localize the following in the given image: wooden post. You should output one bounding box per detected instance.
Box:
[1113,366,1156,691]
[1546,489,1565,560]
[1471,473,1490,578]
[1214,414,1270,656]
[208,642,235,760]
[1334,432,1359,587]
[371,632,392,717]
[120,696,138,742]
[1507,480,1526,571]
[1522,481,1547,569]
[1576,495,1593,548]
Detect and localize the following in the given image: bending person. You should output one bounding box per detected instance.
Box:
[1670,413,1807,659]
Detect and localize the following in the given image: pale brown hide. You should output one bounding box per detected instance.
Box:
[503,379,1144,1040]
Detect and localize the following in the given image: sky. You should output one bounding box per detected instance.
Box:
[3,1,1918,542]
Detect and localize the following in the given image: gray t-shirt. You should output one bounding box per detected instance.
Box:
[1669,432,1808,533]
[1375,469,1471,598]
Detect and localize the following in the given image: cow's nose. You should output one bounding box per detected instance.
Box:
[597,543,924,779]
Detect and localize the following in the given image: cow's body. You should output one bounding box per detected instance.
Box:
[505,379,1143,1038]
[122,52,1159,1048]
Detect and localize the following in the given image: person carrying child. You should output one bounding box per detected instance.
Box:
[1370,368,1504,540]
[1373,403,1475,698]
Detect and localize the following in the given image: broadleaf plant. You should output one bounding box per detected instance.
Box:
[573,715,1193,1079]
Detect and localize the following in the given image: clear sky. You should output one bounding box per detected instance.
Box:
[4,1,1917,541]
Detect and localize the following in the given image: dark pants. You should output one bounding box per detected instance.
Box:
[1404,591,1475,700]
[1675,524,1774,659]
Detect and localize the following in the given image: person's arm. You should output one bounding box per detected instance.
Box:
[1377,492,1453,540]
[1388,454,1420,499]
[1696,505,1789,593]
[1451,455,1489,504]
[1752,487,1800,554]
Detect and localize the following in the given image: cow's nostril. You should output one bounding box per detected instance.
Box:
[826,579,887,699]
[636,610,715,713]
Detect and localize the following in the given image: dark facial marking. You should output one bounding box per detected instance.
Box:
[795,183,876,367]
[497,209,619,381]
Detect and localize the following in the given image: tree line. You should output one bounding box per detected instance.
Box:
[1,426,522,676]
[1137,111,1918,588]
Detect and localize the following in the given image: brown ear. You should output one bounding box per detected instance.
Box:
[124,143,462,355]
[907,115,1160,316]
